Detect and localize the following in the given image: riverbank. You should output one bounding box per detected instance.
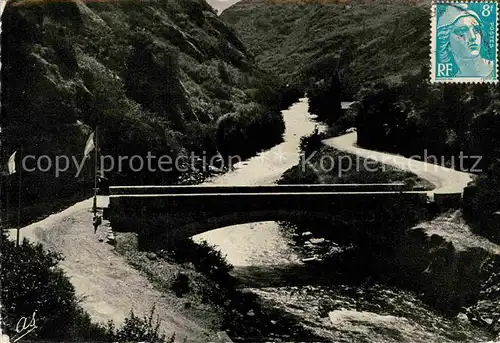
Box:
[188,103,498,341]
[269,139,500,341]
[277,143,434,190]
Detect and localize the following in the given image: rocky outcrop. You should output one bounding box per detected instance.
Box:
[390,211,500,314]
[328,310,412,336]
[467,255,500,334]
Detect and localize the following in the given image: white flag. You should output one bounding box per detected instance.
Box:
[1,0,8,19]
[7,151,16,174]
[84,132,95,159]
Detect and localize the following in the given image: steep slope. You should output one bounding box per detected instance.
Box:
[221,0,429,93]
[1,0,290,225]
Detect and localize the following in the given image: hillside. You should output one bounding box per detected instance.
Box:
[1,0,294,225]
[221,0,429,94]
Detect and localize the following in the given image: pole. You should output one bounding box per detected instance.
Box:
[16,149,22,247]
[92,126,98,216]
[5,177,8,238]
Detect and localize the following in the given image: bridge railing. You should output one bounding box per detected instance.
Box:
[108,183,408,195]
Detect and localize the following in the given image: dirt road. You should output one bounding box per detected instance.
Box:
[323,132,475,195]
[7,196,211,342]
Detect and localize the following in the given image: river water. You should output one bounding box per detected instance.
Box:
[192,98,492,342]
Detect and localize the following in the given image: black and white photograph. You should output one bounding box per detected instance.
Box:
[2,0,500,342]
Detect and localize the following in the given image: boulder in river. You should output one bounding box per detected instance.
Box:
[456,312,468,322]
[328,310,409,334]
[309,238,326,245]
[301,256,322,263]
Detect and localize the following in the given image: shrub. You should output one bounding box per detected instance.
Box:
[216,106,285,160]
[192,240,233,280]
[168,239,233,280]
[111,306,175,343]
[0,231,109,340]
[170,272,191,297]
[299,130,323,158]
[278,164,319,185]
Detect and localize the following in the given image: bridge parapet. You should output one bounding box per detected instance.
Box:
[109,183,408,195]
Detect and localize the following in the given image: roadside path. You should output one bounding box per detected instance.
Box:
[323,132,475,196]
[7,196,210,343]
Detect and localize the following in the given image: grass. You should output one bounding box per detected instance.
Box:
[279,144,435,191]
[114,232,224,332]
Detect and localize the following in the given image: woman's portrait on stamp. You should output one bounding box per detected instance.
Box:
[436,3,496,79]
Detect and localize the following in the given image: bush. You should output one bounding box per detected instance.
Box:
[0,231,109,341]
[299,130,323,158]
[170,272,191,297]
[216,106,285,160]
[168,239,233,281]
[111,306,175,343]
[278,164,319,185]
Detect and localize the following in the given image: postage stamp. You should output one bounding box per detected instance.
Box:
[431,1,498,83]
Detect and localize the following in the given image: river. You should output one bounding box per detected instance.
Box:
[192,98,492,342]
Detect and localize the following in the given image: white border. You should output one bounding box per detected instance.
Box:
[430,1,499,83]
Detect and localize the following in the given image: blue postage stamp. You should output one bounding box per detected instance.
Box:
[431,1,498,83]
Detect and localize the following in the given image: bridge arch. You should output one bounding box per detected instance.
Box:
[104,184,429,250]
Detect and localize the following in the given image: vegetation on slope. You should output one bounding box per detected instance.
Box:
[114,233,325,342]
[278,131,433,189]
[1,0,300,226]
[221,0,429,119]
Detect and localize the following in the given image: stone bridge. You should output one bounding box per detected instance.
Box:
[103,183,436,248]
